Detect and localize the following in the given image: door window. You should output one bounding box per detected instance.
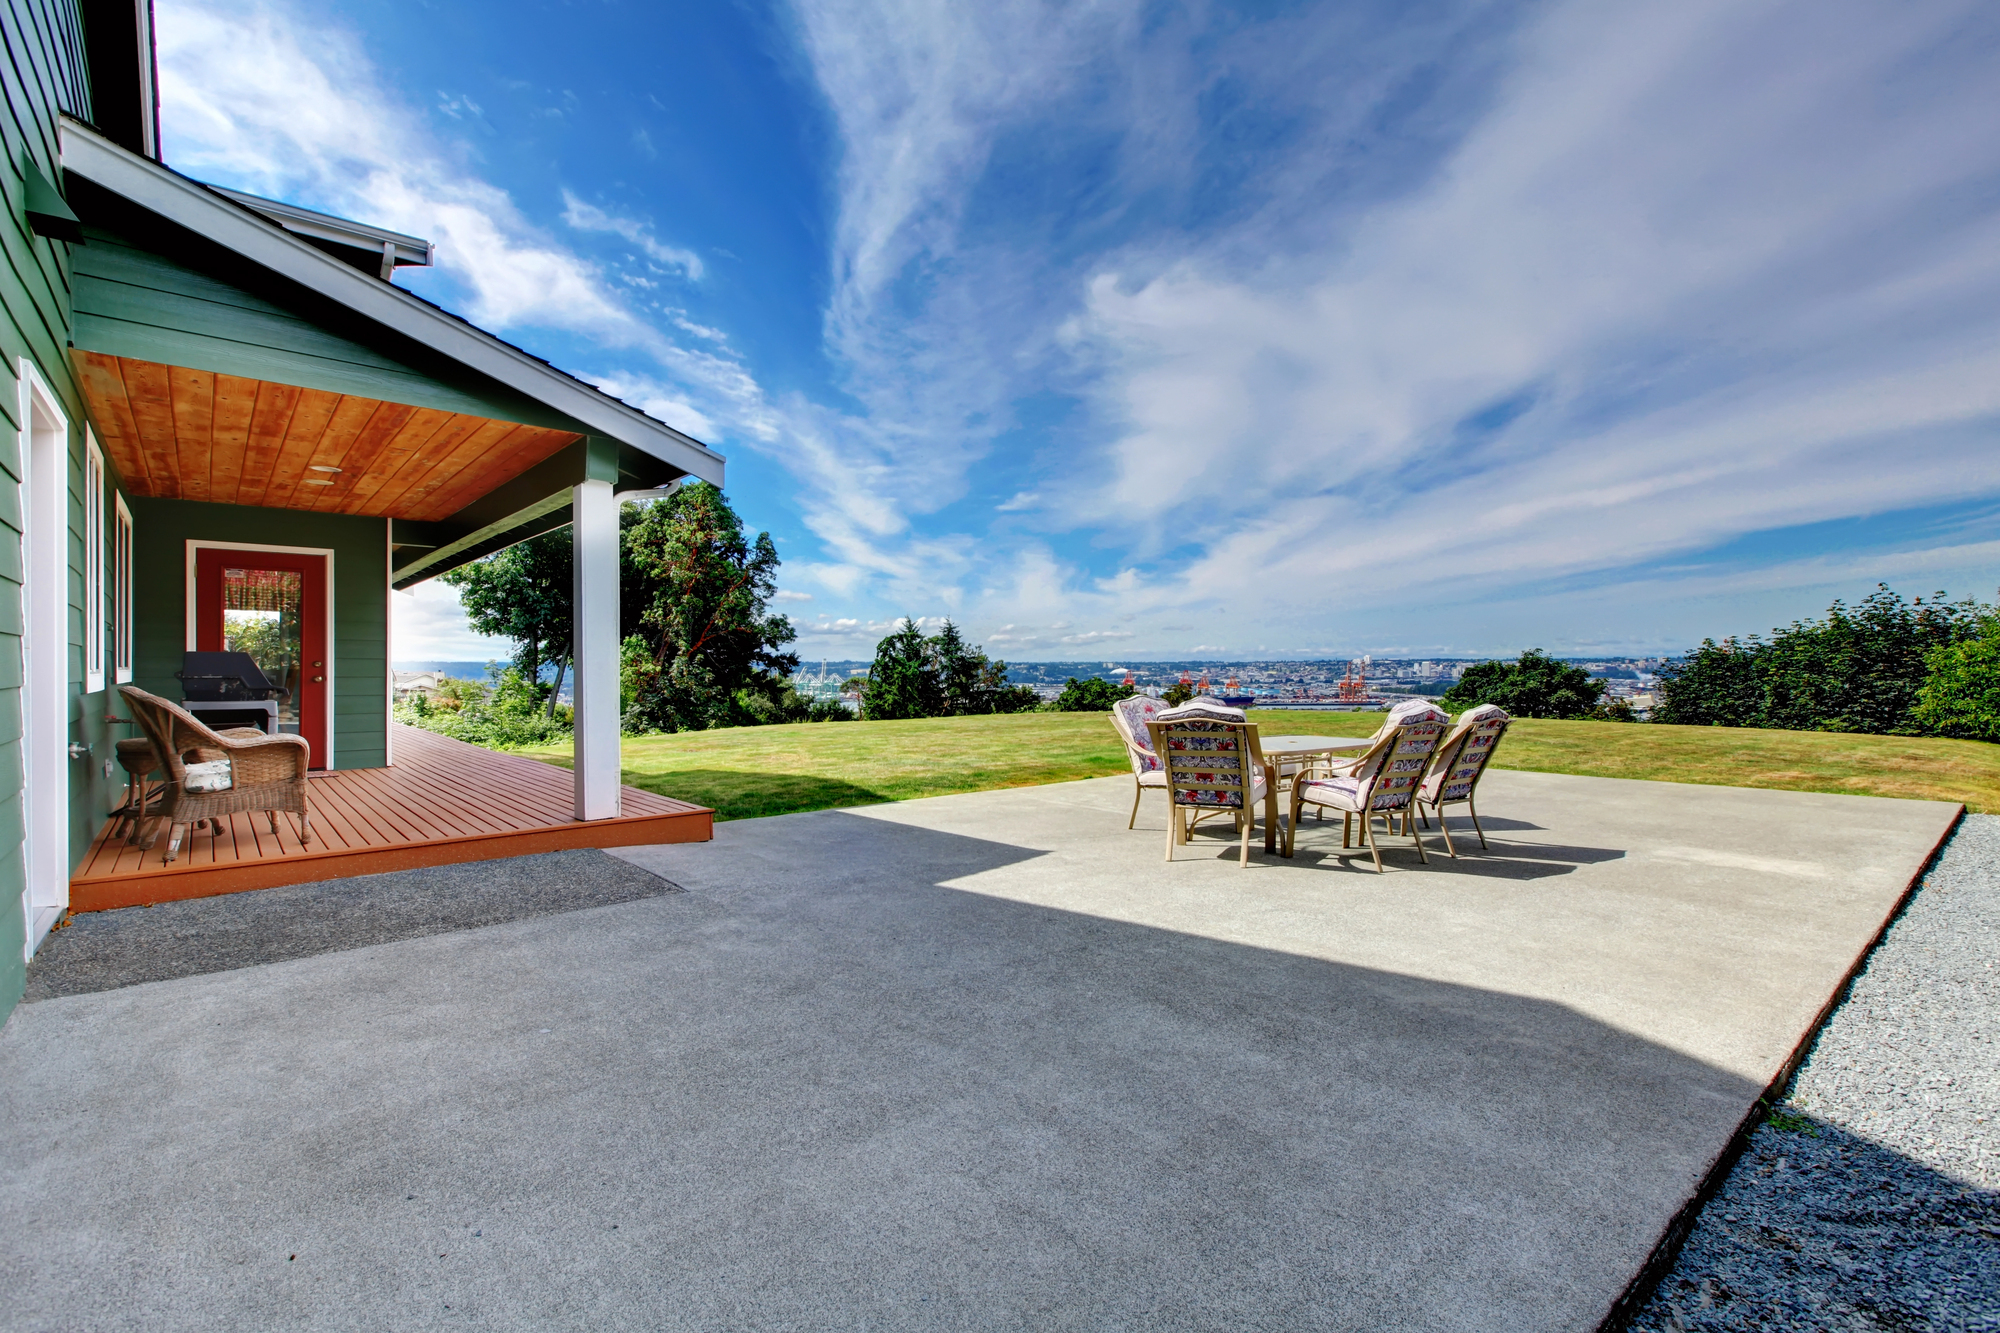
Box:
[222,565,305,735]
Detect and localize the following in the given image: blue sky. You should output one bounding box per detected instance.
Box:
[155,0,2000,661]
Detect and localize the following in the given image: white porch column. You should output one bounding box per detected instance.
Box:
[571,478,622,820]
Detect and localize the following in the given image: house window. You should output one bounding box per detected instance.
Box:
[83,430,105,693]
[112,492,134,684]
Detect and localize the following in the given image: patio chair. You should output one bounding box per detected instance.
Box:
[1146,702,1268,867]
[1286,701,1449,871]
[1409,704,1511,856]
[118,685,312,863]
[1109,694,1169,828]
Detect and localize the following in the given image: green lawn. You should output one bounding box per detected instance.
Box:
[519,708,1998,821]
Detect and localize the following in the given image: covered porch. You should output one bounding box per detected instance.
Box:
[54,115,725,910]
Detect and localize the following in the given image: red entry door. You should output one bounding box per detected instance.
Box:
[195,547,328,768]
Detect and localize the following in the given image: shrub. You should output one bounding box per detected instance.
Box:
[1913,624,2000,741]
[396,667,571,749]
[1654,585,1990,735]
[1053,676,1135,712]
[1161,680,1195,708]
[1441,650,1605,720]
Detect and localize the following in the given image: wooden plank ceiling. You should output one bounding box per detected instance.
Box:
[74,351,583,521]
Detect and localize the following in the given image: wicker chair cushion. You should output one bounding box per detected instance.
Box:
[183,759,234,793]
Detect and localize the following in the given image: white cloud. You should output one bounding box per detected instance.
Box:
[773,589,815,602]
[155,0,768,449]
[560,191,705,280]
[779,0,2000,651]
[390,583,512,661]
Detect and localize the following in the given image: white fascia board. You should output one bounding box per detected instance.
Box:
[59,116,725,484]
[208,186,434,267]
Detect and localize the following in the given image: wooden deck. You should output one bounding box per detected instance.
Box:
[70,725,712,911]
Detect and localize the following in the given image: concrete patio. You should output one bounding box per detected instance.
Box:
[0,770,1959,1331]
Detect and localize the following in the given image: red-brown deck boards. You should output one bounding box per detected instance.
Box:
[70,725,711,911]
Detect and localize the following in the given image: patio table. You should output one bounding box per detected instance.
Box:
[1258,733,1373,855]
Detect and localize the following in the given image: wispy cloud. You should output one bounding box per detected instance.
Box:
[156,0,763,442]
[560,191,704,280]
[773,0,2000,655]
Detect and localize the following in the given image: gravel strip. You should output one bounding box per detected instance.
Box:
[25,848,679,1001]
[1627,812,2000,1332]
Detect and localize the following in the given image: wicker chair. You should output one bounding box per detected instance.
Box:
[1410,704,1511,856]
[1108,694,1169,828]
[118,685,312,863]
[1286,701,1449,871]
[1146,702,1268,867]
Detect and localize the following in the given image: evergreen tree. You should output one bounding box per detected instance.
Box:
[1652,638,1765,727]
[933,620,986,716]
[863,619,937,720]
[861,619,1035,719]
[620,483,799,732]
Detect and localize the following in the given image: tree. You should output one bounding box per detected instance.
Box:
[1652,638,1765,727]
[1161,679,1195,708]
[440,530,572,715]
[1653,585,1990,734]
[620,483,799,733]
[863,619,937,720]
[1756,586,1984,735]
[932,621,984,715]
[1441,649,1605,720]
[862,619,1038,720]
[1054,676,1135,712]
[1913,621,2000,741]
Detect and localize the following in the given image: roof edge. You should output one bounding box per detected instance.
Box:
[58,115,725,485]
[208,186,434,267]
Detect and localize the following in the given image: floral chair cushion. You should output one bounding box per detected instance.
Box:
[1154,700,1248,725]
[1303,703,1449,812]
[1419,705,1510,804]
[1113,694,1167,775]
[1295,775,1365,810]
[1155,715,1264,810]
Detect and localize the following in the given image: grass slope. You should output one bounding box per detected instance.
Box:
[522,708,1997,821]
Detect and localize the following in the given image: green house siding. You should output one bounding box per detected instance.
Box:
[0,0,98,1017]
[128,498,390,771]
[68,212,594,433]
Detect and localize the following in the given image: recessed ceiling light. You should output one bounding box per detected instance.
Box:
[309,465,342,473]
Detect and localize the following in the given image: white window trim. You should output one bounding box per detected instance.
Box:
[112,493,134,684]
[185,540,336,770]
[18,358,71,956]
[83,429,105,694]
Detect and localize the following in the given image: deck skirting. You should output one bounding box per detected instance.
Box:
[70,725,711,911]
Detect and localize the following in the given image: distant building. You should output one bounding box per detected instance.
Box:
[392,670,445,700]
